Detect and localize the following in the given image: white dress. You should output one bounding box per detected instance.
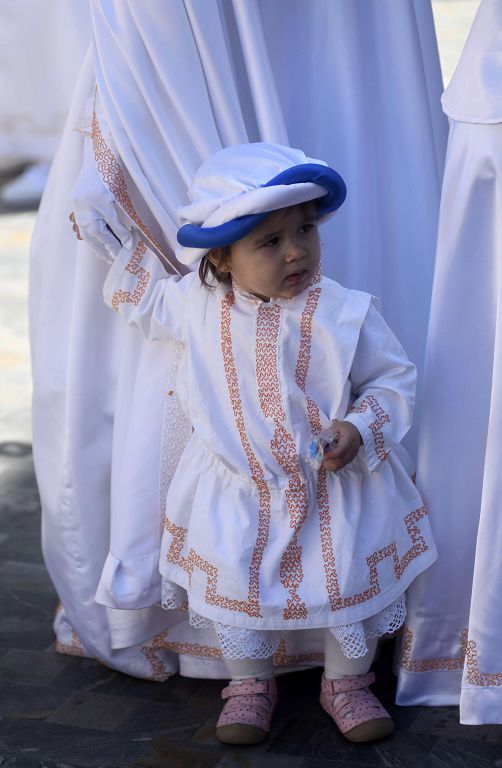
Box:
[101,237,437,656]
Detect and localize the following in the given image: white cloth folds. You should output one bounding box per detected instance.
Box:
[396,0,502,724]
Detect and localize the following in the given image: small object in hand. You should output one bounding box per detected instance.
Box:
[307,422,340,470]
[69,211,83,240]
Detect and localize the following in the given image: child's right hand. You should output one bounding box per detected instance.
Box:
[322,420,362,473]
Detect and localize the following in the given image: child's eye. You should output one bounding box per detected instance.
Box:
[261,236,280,248]
[300,223,315,234]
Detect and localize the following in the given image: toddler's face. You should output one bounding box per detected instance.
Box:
[225,202,320,301]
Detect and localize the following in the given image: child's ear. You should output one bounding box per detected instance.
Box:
[208,247,231,274]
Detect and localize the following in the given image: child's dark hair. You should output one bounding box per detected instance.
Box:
[198,246,232,289]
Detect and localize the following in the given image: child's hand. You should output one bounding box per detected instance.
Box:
[322,421,362,473]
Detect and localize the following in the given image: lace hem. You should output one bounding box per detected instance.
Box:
[330,595,407,659]
[161,578,406,660]
[212,623,283,660]
[161,578,187,611]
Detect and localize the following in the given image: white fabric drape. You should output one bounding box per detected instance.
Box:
[30,0,447,680]
[396,0,502,725]
[0,0,91,165]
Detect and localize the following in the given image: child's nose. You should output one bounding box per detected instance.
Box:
[284,239,305,261]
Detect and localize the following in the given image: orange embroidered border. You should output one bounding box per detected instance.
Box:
[256,303,285,422]
[295,287,322,433]
[92,103,165,257]
[111,240,150,310]
[163,291,270,618]
[400,626,468,673]
[465,639,502,687]
[296,287,429,613]
[349,394,390,462]
[256,303,308,620]
[55,631,86,658]
[139,647,172,681]
[147,631,324,667]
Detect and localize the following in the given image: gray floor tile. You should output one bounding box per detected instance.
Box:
[132,739,223,768]
[0,649,72,685]
[410,707,492,741]
[46,690,144,731]
[426,737,502,768]
[0,719,151,767]
[0,680,70,718]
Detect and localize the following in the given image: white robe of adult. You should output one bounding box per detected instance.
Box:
[0,0,91,166]
[396,0,502,725]
[30,0,447,680]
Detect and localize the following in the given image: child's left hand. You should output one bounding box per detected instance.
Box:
[322,421,362,473]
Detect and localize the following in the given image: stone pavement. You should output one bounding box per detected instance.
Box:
[2,451,502,768]
[1,2,498,766]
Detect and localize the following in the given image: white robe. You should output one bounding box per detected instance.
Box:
[0,0,91,166]
[396,0,502,725]
[30,0,447,680]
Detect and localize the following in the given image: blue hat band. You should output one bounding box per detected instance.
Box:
[177,163,346,249]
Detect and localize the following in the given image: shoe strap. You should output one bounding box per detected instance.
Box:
[324,671,375,694]
[221,677,276,700]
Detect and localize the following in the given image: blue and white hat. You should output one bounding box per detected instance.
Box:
[176,142,346,265]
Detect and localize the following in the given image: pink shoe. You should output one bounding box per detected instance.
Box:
[320,672,394,743]
[216,677,278,745]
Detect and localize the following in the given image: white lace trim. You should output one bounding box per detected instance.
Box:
[330,595,407,659]
[161,578,406,661]
[212,623,283,660]
[161,578,187,611]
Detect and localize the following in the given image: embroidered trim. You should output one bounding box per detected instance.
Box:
[55,631,86,658]
[465,639,502,687]
[349,394,390,462]
[147,631,323,667]
[295,287,322,433]
[256,303,308,620]
[400,626,468,672]
[139,646,172,681]
[163,291,271,618]
[111,239,150,310]
[92,100,166,258]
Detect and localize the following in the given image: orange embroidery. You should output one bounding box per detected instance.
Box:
[349,394,390,461]
[55,631,86,658]
[140,646,172,681]
[465,639,502,687]
[295,287,322,433]
[256,303,285,423]
[164,516,189,571]
[92,104,166,259]
[256,303,308,619]
[273,639,324,667]
[163,291,271,618]
[147,631,324,667]
[111,239,150,310]
[400,626,468,672]
[295,287,341,607]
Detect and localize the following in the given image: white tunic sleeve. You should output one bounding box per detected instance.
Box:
[102,236,193,342]
[344,300,416,471]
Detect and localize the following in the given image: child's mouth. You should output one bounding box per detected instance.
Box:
[285,269,307,285]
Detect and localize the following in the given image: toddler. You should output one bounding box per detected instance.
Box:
[94,143,437,745]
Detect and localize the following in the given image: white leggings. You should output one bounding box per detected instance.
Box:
[224,631,378,681]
